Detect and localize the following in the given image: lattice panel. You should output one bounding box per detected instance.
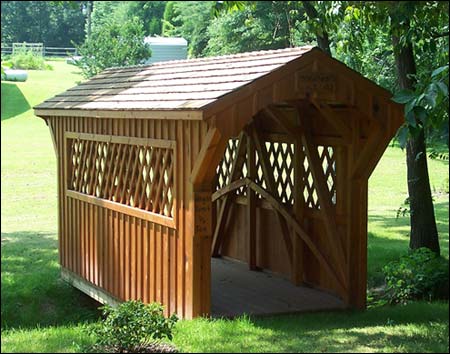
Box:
[303,145,336,209]
[319,146,337,204]
[215,138,336,209]
[264,142,295,204]
[215,138,247,196]
[68,134,174,217]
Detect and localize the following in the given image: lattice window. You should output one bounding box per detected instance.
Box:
[67,133,175,218]
[264,142,295,204]
[215,138,247,196]
[303,145,336,209]
[215,138,336,209]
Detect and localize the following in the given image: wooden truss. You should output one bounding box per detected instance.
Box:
[211,103,352,295]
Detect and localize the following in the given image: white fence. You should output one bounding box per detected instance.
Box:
[1,43,77,57]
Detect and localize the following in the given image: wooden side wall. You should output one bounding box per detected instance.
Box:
[46,116,209,319]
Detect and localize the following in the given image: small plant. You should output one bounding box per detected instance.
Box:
[9,50,52,70]
[383,247,449,305]
[90,300,178,353]
[396,197,410,219]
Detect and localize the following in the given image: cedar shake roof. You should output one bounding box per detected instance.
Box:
[34,46,314,111]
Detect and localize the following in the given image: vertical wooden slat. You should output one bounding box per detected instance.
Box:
[177,120,185,317]
[108,209,114,294]
[246,132,257,270]
[100,207,106,291]
[163,226,170,316]
[169,120,177,315]
[183,121,192,317]
[156,224,162,304]
[124,214,130,299]
[84,194,89,281]
[150,221,156,302]
[142,220,149,303]
[136,218,142,301]
[113,210,119,297]
[98,204,103,288]
[89,203,94,283]
[130,216,136,300]
[292,136,305,285]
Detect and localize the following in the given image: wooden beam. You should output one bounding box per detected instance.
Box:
[247,133,257,270]
[309,99,351,140]
[250,125,293,266]
[35,108,204,121]
[61,267,121,307]
[261,107,303,137]
[47,120,59,158]
[351,120,388,180]
[66,190,176,228]
[292,136,305,285]
[211,178,250,202]
[211,133,247,257]
[248,181,346,295]
[190,127,224,188]
[297,109,347,288]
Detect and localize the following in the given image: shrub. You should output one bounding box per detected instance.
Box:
[383,247,449,304]
[76,17,151,78]
[90,300,178,353]
[9,50,52,70]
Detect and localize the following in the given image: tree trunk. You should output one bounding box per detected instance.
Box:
[406,129,440,253]
[301,1,331,55]
[86,0,92,39]
[392,31,440,254]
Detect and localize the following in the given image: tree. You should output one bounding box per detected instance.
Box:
[214,1,449,254]
[162,1,215,58]
[76,17,151,78]
[301,1,331,54]
[387,1,448,254]
[1,1,86,47]
[125,1,166,36]
[206,1,298,56]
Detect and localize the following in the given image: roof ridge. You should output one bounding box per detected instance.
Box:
[103,46,315,72]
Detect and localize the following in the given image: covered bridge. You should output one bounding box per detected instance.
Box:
[34,46,404,319]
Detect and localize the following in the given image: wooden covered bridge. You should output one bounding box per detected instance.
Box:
[35,46,403,319]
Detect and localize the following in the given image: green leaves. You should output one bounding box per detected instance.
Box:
[90,300,178,352]
[432,65,448,78]
[392,89,416,104]
[383,248,449,305]
[76,17,151,78]
[393,63,449,148]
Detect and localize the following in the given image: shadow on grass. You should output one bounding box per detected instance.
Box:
[1,231,101,330]
[249,304,449,352]
[368,200,449,250]
[1,82,31,121]
[366,200,448,287]
[180,303,449,353]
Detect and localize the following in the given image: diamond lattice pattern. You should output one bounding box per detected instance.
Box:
[68,136,174,217]
[216,138,336,209]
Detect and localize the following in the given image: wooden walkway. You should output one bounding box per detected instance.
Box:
[211,258,346,318]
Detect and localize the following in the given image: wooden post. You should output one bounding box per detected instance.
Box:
[291,135,305,285]
[246,131,257,270]
[347,179,368,309]
[190,188,213,318]
[211,133,247,256]
[251,125,293,266]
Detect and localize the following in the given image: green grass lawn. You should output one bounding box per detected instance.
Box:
[1,61,449,353]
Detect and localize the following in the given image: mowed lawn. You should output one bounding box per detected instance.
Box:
[1,61,449,353]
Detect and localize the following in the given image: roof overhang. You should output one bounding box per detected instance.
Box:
[34,108,204,120]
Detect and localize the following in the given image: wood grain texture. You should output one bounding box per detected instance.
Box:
[39,46,404,319]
